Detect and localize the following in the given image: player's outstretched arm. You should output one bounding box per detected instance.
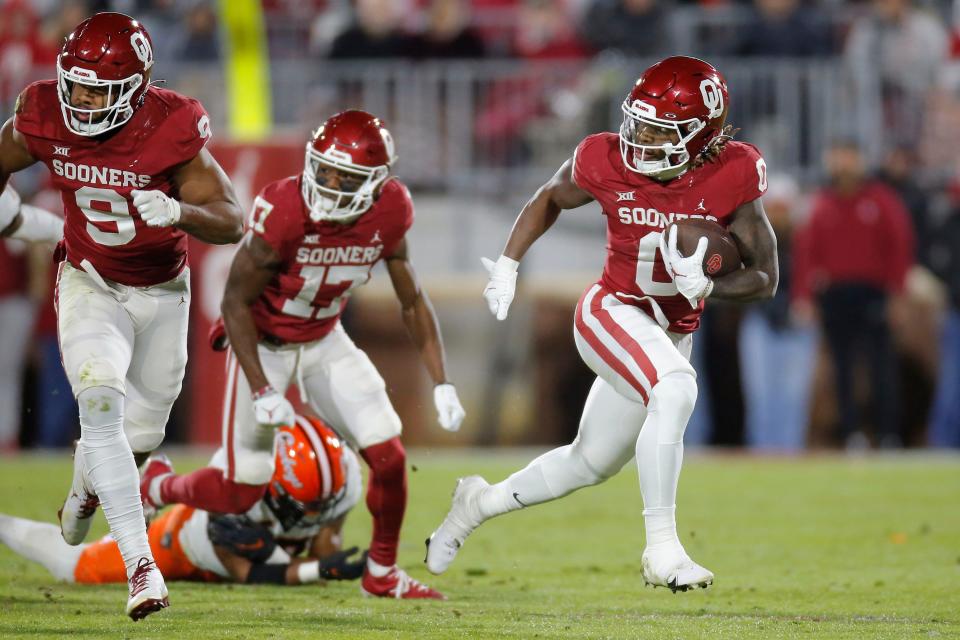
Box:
[0,119,62,242]
[482,158,594,320]
[222,233,282,390]
[165,148,244,244]
[502,157,594,261]
[710,198,779,301]
[387,238,466,431]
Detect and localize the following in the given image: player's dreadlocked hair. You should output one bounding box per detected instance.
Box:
[691,125,740,169]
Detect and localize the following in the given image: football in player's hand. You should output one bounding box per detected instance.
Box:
[667,219,741,277]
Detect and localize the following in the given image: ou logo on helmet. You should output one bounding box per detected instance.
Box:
[130,32,154,70]
[699,78,724,119]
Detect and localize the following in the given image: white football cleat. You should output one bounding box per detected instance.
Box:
[58,444,99,545]
[642,544,714,593]
[424,476,488,575]
[126,557,169,621]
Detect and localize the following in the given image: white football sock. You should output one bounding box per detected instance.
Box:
[0,514,84,582]
[476,377,647,521]
[77,386,153,578]
[636,371,697,548]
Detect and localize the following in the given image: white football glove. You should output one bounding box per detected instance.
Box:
[433,383,465,432]
[660,225,714,309]
[481,255,519,321]
[252,386,296,428]
[131,189,181,228]
[0,184,22,231]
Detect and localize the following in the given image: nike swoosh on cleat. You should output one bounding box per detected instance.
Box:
[512,492,528,507]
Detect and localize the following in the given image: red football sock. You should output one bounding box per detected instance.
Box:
[160,467,265,514]
[360,438,407,567]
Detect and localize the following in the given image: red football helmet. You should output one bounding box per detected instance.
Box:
[301,109,396,223]
[57,12,154,137]
[619,56,729,180]
[265,415,348,530]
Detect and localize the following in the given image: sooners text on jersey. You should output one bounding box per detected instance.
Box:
[14,81,211,286]
[249,175,413,343]
[573,132,767,333]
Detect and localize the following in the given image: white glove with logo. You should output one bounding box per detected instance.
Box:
[660,225,713,309]
[0,184,22,231]
[433,383,466,432]
[132,189,181,228]
[481,255,519,321]
[252,386,296,428]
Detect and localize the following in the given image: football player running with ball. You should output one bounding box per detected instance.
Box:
[0,13,243,619]
[142,110,465,599]
[427,56,778,592]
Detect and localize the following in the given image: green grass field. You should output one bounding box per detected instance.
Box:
[0,450,958,639]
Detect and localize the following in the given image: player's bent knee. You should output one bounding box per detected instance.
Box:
[221,480,267,513]
[650,371,698,441]
[360,437,405,481]
[651,371,697,412]
[232,449,276,486]
[72,359,125,397]
[124,404,173,453]
[125,428,165,454]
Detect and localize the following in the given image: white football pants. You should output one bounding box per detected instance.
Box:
[477,283,698,548]
[56,262,190,453]
[221,323,401,485]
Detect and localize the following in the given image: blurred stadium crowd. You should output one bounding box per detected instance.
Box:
[1,0,959,452]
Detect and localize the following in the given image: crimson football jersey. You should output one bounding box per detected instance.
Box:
[14,81,211,286]
[248,175,413,343]
[572,133,767,333]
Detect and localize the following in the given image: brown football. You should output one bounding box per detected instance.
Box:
[666,218,741,277]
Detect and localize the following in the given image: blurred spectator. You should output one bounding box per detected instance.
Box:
[736,0,831,57]
[792,141,915,448]
[0,235,34,451]
[844,0,948,145]
[0,0,57,103]
[404,0,486,59]
[926,205,960,447]
[512,0,588,59]
[579,0,669,57]
[329,0,410,59]
[172,2,220,62]
[739,175,817,451]
[37,2,90,65]
[877,145,931,268]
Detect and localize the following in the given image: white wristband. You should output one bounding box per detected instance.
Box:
[496,254,520,273]
[296,560,321,584]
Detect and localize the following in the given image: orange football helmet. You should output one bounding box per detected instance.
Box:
[265,415,348,530]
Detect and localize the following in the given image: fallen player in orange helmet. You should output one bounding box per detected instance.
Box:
[1,415,366,586]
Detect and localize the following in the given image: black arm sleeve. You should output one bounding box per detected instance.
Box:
[245,563,288,585]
